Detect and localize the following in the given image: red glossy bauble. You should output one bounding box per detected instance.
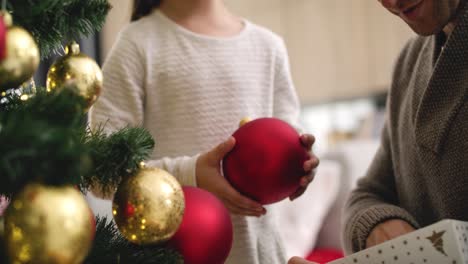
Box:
[223,117,309,204]
[0,16,5,60]
[168,187,233,264]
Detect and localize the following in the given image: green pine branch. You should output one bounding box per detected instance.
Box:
[7,0,112,58]
[0,87,156,198]
[0,217,7,264]
[81,126,155,196]
[84,217,183,264]
[0,237,8,264]
[0,90,24,112]
[1,87,88,128]
[0,88,89,197]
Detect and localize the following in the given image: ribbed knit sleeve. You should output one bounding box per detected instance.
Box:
[342,117,420,254]
[90,33,145,129]
[89,30,199,188]
[272,38,302,132]
[145,155,199,187]
[343,13,468,252]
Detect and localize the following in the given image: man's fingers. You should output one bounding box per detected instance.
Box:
[366,219,416,248]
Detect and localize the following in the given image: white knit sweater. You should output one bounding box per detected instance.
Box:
[89,10,301,264]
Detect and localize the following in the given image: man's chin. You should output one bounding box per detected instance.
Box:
[407,23,443,36]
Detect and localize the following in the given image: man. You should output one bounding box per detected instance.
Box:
[288,0,468,262]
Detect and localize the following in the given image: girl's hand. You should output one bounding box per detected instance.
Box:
[288,256,318,264]
[289,134,319,201]
[196,137,266,217]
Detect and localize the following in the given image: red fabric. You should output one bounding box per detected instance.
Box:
[0,16,6,61]
[306,248,344,264]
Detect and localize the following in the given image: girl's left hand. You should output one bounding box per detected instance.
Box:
[288,256,318,264]
[289,134,319,201]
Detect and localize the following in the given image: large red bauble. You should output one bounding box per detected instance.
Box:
[168,187,233,264]
[0,16,5,61]
[223,117,309,204]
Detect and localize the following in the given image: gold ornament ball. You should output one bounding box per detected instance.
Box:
[4,184,94,264]
[0,12,40,91]
[239,117,252,127]
[113,167,185,245]
[46,41,103,110]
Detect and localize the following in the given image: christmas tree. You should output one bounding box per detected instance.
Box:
[0,1,184,263]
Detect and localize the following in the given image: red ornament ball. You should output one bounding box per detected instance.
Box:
[168,187,233,264]
[223,117,309,204]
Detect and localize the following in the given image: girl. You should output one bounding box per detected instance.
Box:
[90,0,319,263]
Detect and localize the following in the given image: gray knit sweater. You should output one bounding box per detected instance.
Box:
[343,6,468,253]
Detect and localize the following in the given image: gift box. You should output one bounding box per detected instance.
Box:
[330,219,468,264]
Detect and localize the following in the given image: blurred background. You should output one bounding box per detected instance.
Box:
[97,0,414,153]
[35,0,414,153]
[48,1,415,262]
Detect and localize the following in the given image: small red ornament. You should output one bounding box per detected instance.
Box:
[0,15,5,61]
[223,117,309,204]
[168,187,233,264]
[124,202,135,218]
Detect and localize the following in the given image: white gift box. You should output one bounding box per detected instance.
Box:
[330,219,468,264]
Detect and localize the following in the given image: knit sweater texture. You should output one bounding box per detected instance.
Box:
[343,5,468,254]
[89,10,301,264]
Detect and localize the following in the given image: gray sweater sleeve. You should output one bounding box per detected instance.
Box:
[342,37,424,254]
[343,7,468,252]
[342,117,420,254]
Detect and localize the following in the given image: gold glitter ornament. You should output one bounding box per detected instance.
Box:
[0,78,37,102]
[239,117,252,127]
[4,184,94,264]
[46,41,103,110]
[0,12,40,91]
[17,78,37,101]
[113,167,185,245]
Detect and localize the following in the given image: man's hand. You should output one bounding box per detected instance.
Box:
[366,219,415,248]
[289,134,319,201]
[196,137,266,217]
[288,256,318,264]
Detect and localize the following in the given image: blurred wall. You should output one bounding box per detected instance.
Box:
[100,0,133,60]
[100,1,414,104]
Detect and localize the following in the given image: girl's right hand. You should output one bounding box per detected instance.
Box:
[196,137,266,217]
[288,257,318,264]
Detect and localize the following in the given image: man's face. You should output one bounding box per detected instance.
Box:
[378,0,460,35]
